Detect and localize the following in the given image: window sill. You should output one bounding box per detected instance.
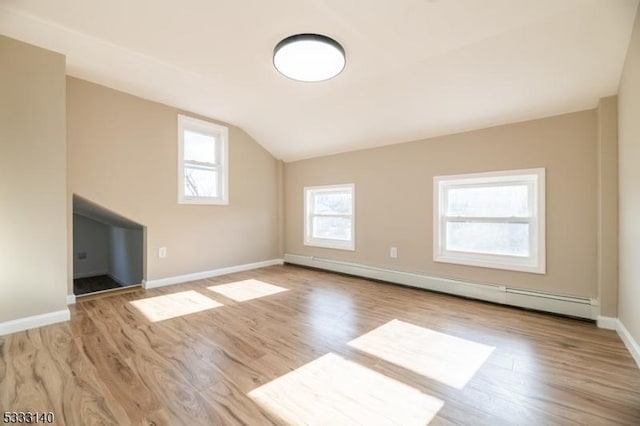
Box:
[178,197,228,205]
[434,253,545,274]
[304,240,355,251]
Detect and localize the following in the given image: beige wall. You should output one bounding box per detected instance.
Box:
[67,77,280,288]
[0,36,68,323]
[285,110,598,298]
[597,96,619,317]
[618,5,640,344]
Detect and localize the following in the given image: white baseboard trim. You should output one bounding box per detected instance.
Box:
[0,309,71,336]
[144,259,284,289]
[67,294,76,305]
[284,254,599,320]
[597,316,618,330]
[73,270,109,279]
[615,320,640,368]
[596,317,640,368]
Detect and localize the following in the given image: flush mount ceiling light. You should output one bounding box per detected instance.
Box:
[273,34,346,82]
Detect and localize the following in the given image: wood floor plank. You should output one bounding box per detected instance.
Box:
[1,264,639,425]
[1,326,130,425]
[199,379,277,425]
[75,331,162,422]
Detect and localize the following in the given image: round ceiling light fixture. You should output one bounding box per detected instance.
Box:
[273,34,346,82]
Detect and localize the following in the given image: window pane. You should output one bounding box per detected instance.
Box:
[184,130,216,164]
[313,191,352,215]
[446,222,530,257]
[447,185,529,217]
[312,216,352,241]
[184,167,218,197]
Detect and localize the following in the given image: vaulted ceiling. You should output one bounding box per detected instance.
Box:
[1,0,638,161]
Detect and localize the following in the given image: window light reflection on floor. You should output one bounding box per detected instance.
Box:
[207,279,288,302]
[249,353,444,425]
[348,319,494,389]
[130,290,223,322]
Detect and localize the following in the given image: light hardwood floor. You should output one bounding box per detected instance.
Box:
[1,265,639,425]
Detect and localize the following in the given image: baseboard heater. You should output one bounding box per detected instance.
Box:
[283,254,598,320]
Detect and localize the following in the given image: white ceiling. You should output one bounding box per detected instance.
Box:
[1,0,638,161]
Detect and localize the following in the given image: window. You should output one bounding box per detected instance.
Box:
[178,114,228,205]
[433,168,545,273]
[304,184,355,250]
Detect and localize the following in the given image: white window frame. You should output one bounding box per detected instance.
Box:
[433,168,546,274]
[304,184,355,251]
[178,114,229,205]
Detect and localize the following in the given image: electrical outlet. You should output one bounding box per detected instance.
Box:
[390,247,398,258]
[159,247,167,258]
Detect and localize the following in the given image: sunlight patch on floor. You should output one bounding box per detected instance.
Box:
[130,290,223,322]
[207,279,288,302]
[248,353,443,425]
[348,319,494,389]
